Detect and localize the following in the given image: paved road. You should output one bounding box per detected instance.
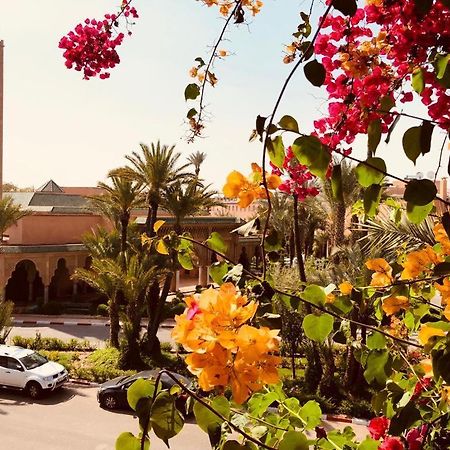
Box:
[0,384,209,450]
[8,325,174,348]
[0,383,369,449]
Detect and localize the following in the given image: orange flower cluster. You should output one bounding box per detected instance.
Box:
[434,223,450,255]
[201,0,263,17]
[223,163,281,207]
[401,246,441,280]
[172,283,280,404]
[365,258,393,287]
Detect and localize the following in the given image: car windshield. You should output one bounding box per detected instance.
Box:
[19,352,48,370]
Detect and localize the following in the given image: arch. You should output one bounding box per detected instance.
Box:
[49,258,73,300]
[5,260,44,305]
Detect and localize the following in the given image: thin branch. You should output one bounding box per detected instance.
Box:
[435,134,448,183]
[260,1,334,278]
[373,109,442,126]
[181,235,424,348]
[154,369,277,450]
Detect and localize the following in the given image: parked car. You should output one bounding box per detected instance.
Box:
[0,345,68,399]
[97,370,191,411]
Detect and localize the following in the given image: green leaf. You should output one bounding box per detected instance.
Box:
[435,54,450,79]
[412,68,425,94]
[366,331,387,350]
[380,95,395,112]
[256,115,267,140]
[267,135,285,169]
[402,126,422,163]
[301,284,326,306]
[115,432,148,450]
[358,437,380,450]
[331,164,344,202]
[222,442,247,450]
[406,201,433,224]
[184,83,200,101]
[299,400,322,429]
[355,157,386,188]
[292,135,331,180]
[265,229,283,252]
[364,184,382,218]
[206,232,228,254]
[367,119,382,155]
[279,431,309,450]
[193,396,230,433]
[332,0,357,16]
[127,378,155,411]
[364,350,390,385]
[404,179,437,206]
[195,57,206,67]
[187,108,197,119]
[302,314,334,343]
[150,392,184,446]
[278,115,299,133]
[248,392,278,418]
[209,261,229,285]
[304,60,326,87]
[178,252,193,270]
[420,121,434,156]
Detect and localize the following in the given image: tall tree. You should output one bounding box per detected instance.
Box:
[187,151,207,176]
[119,142,189,236]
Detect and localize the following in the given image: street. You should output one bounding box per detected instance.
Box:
[0,383,210,450]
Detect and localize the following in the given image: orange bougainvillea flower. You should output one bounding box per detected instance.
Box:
[418,325,446,345]
[339,281,353,295]
[223,163,281,208]
[365,258,394,287]
[382,295,409,316]
[434,223,450,255]
[401,246,442,280]
[172,282,280,404]
[435,278,450,306]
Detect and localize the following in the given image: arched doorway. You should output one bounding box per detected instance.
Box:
[49,258,73,300]
[5,260,44,305]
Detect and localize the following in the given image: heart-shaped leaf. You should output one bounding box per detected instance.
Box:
[302,313,334,342]
[355,158,386,188]
[304,60,326,87]
[404,179,437,206]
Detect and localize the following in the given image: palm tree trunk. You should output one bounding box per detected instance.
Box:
[109,295,120,348]
[333,201,346,247]
[146,274,173,358]
[120,214,129,254]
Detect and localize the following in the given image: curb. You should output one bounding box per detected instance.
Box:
[322,414,369,426]
[68,378,100,387]
[12,319,176,328]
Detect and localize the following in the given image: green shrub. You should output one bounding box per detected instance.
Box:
[0,298,13,344]
[338,399,374,420]
[96,303,109,316]
[40,350,80,372]
[160,342,173,353]
[71,366,135,383]
[11,334,95,351]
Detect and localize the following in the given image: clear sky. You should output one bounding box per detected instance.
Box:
[1,1,448,189]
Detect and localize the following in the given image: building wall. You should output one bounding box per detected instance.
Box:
[6,214,109,245]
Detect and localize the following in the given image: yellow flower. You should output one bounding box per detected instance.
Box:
[223,164,281,208]
[420,358,433,377]
[365,258,393,287]
[434,223,450,255]
[218,49,228,57]
[436,278,450,306]
[418,325,446,345]
[401,246,441,279]
[382,295,409,316]
[339,281,353,295]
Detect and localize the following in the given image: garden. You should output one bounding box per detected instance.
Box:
[2,0,450,449]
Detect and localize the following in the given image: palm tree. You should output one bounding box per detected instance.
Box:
[118,142,189,236]
[187,151,207,176]
[89,175,145,253]
[0,196,30,240]
[162,178,221,234]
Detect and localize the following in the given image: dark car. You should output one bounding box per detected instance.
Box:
[97,370,191,411]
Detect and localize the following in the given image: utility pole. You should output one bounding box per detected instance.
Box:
[0,40,3,200]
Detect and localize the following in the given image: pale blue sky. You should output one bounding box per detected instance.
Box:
[1,1,447,189]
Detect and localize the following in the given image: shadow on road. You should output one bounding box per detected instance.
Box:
[0,384,88,409]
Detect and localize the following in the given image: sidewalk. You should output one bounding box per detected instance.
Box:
[12,314,176,328]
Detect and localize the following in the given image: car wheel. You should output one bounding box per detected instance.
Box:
[102,394,118,410]
[27,381,42,399]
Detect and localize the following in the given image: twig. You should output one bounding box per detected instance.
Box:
[181,235,424,348]
[435,134,448,183]
[260,1,334,278]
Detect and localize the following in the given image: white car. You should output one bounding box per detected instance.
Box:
[0,345,68,398]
